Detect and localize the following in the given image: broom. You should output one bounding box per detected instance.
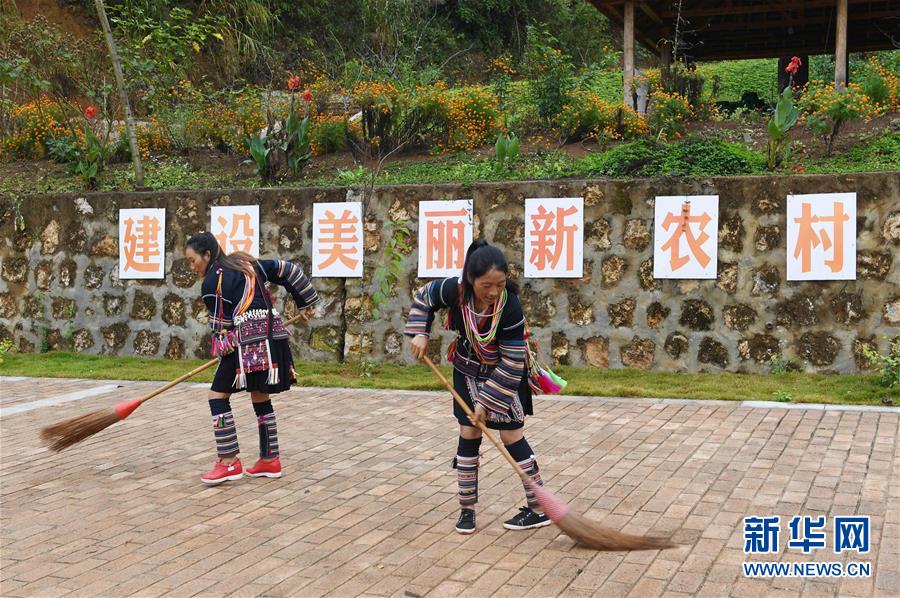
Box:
[40,311,310,452]
[422,356,674,551]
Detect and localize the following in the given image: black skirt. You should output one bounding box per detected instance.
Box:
[452,368,533,430]
[211,337,296,394]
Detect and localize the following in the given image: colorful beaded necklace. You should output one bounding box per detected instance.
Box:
[461,288,508,364]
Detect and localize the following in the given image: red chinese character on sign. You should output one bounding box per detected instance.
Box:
[792,201,849,274]
[425,208,468,270]
[215,212,255,253]
[318,209,360,270]
[122,215,161,272]
[660,202,712,271]
[529,205,578,271]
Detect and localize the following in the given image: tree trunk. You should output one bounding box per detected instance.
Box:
[623,0,635,110]
[93,0,144,187]
[834,0,848,88]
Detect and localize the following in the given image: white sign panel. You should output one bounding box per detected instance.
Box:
[786,193,856,280]
[119,208,165,279]
[653,195,719,279]
[524,197,584,278]
[312,202,363,277]
[417,200,473,278]
[211,205,260,257]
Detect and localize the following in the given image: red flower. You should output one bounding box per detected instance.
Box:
[287,76,302,91]
[84,105,97,119]
[301,89,313,103]
[792,164,805,173]
[785,57,802,75]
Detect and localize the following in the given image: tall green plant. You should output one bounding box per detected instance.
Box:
[246,133,271,181]
[524,26,574,121]
[282,105,312,176]
[244,79,312,182]
[766,86,800,169]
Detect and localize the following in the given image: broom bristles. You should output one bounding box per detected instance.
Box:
[556,511,675,551]
[39,408,121,452]
[531,481,675,551]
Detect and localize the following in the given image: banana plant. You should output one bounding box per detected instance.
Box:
[74,127,107,188]
[245,133,271,182]
[283,110,312,176]
[767,86,800,170]
[494,131,520,169]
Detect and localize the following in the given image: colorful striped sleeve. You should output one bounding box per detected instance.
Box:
[201,267,235,329]
[474,294,527,417]
[404,277,457,337]
[259,259,320,308]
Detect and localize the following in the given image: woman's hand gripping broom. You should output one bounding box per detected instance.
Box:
[422,356,675,552]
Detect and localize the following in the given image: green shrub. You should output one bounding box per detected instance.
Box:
[647,90,693,139]
[575,138,664,177]
[861,336,900,392]
[309,116,347,155]
[554,89,647,141]
[575,137,765,178]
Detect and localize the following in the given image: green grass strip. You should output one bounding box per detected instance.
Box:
[1,352,895,407]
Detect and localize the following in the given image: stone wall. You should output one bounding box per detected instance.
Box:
[1,173,897,373]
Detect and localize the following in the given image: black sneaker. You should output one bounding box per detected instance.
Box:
[455,508,476,534]
[503,506,551,530]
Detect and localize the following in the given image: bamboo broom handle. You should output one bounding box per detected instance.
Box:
[422,356,532,484]
[136,311,308,406]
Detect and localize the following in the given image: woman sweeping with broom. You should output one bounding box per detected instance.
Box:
[406,240,555,534]
[185,232,318,485]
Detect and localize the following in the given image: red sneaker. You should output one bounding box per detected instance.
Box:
[201,458,243,485]
[246,457,282,478]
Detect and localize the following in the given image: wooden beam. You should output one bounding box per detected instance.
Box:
[659,0,873,18]
[587,0,898,62]
[624,0,635,108]
[638,2,665,26]
[835,0,848,87]
[691,40,892,61]
[696,9,900,32]
[602,4,664,57]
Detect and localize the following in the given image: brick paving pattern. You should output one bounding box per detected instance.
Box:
[1,376,897,597]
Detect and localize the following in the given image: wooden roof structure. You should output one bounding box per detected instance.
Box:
[586,0,900,61]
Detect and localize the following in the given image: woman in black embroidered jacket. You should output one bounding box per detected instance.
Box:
[185,232,318,485]
[405,240,550,534]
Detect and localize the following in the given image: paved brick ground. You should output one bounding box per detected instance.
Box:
[1,376,898,597]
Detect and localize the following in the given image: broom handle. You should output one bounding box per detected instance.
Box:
[422,356,532,484]
[136,311,308,406]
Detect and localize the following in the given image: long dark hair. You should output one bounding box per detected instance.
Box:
[185,232,256,279]
[460,239,519,303]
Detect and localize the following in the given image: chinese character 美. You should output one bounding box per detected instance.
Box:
[744,516,780,554]
[318,209,360,271]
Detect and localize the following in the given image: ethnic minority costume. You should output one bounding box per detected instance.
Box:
[200,259,318,470]
[405,276,532,430]
[404,277,547,522]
